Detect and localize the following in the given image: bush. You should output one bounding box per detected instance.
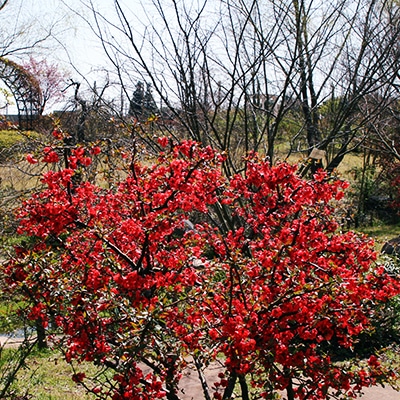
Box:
[3,138,400,400]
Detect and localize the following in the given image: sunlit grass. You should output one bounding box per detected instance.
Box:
[361,223,400,240]
[4,347,99,400]
[0,297,26,334]
[0,130,40,149]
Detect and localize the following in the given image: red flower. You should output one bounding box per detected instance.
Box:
[90,146,101,155]
[157,136,169,147]
[368,355,380,367]
[52,129,63,140]
[42,147,59,163]
[26,154,38,164]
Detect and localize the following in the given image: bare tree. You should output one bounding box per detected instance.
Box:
[74,0,400,178]
[0,1,56,58]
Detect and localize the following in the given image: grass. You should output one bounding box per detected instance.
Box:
[0,159,47,192]
[2,347,99,399]
[358,223,400,241]
[0,130,30,149]
[0,298,26,334]
[0,129,46,194]
[379,345,400,390]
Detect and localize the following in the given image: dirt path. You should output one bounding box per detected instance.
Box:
[178,361,400,400]
[179,379,400,399]
[0,335,27,348]
[357,385,399,399]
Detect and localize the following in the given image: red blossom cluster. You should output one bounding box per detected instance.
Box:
[5,138,400,399]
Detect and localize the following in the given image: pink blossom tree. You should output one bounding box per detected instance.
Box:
[23,56,68,114]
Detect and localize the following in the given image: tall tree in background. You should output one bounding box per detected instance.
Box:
[144,82,158,117]
[129,81,158,121]
[129,81,144,119]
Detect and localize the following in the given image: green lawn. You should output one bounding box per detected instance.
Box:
[1,347,99,399]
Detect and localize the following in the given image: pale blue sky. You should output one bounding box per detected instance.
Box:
[1,0,214,113]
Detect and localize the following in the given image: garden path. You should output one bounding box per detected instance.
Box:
[178,361,400,400]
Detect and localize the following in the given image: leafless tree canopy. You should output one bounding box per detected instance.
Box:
[68,0,400,175]
[0,0,65,61]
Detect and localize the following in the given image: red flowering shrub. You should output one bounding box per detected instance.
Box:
[4,138,400,399]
